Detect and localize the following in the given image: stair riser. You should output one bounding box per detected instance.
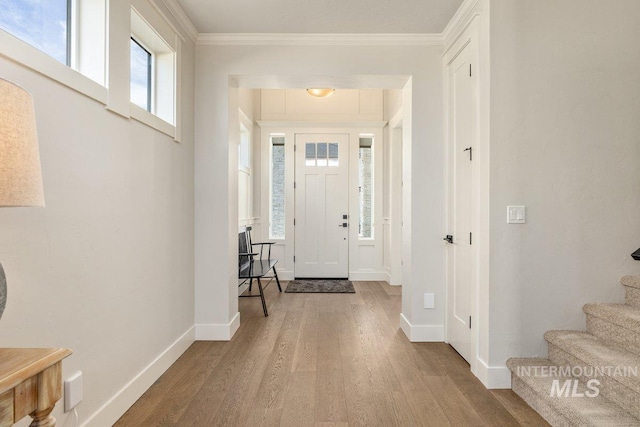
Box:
[586,314,640,357]
[547,343,640,420]
[511,375,571,427]
[625,286,640,308]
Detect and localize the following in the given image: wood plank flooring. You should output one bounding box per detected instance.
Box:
[115,282,549,427]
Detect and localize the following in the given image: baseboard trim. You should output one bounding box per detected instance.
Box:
[474,357,511,389]
[399,313,445,342]
[349,271,389,281]
[195,312,241,341]
[81,325,195,427]
[277,270,294,281]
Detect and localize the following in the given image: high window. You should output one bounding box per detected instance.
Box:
[0,0,70,65]
[0,0,106,85]
[130,7,176,125]
[359,136,374,239]
[130,38,151,111]
[270,135,286,239]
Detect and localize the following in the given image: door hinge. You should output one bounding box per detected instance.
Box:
[469,316,472,329]
[294,255,296,263]
[294,145,296,152]
[464,146,472,161]
[294,181,296,189]
[470,64,472,77]
[470,232,473,245]
[294,218,296,226]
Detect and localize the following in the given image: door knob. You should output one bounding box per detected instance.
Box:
[339,223,348,227]
[444,235,453,244]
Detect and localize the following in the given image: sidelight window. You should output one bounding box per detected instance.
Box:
[359,136,373,239]
[270,135,286,239]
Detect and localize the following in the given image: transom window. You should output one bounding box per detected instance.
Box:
[305,142,339,167]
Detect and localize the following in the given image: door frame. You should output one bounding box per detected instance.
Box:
[444,19,484,376]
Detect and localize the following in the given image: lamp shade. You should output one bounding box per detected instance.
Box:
[0,78,44,207]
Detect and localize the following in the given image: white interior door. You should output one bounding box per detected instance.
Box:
[295,134,349,278]
[446,42,476,363]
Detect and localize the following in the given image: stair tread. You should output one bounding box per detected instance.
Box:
[622,276,640,290]
[508,358,640,426]
[545,330,640,393]
[584,303,640,331]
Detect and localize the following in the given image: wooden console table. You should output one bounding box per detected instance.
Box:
[0,348,72,427]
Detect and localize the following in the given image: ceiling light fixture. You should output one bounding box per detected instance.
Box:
[306,88,335,98]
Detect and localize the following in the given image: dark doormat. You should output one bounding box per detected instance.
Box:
[285,279,355,293]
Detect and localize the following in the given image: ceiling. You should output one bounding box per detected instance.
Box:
[176,0,465,34]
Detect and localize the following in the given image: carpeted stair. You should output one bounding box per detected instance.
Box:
[507,276,640,426]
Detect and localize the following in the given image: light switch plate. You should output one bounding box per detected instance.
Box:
[507,206,526,224]
[424,293,435,309]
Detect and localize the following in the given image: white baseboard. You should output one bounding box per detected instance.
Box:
[399,313,445,342]
[474,357,511,389]
[195,312,241,341]
[82,325,195,427]
[277,270,294,281]
[349,271,390,281]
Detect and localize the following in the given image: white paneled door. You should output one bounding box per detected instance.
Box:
[294,134,349,278]
[446,40,476,363]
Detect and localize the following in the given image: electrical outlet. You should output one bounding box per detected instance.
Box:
[64,371,83,412]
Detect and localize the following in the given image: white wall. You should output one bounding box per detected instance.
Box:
[489,0,640,366]
[194,44,444,340]
[0,2,196,426]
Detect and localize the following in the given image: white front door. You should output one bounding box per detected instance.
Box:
[446,41,476,363]
[294,134,349,278]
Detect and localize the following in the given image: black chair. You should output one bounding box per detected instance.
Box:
[238,227,281,316]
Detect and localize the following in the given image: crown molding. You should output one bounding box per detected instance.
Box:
[442,0,481,48]
[155,0,199,43]
[197,33,443,46]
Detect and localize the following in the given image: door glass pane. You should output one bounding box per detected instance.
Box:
[317,142,327,167]
[305,143,316,166]
[0,0,69,64]
[328,142,339,167]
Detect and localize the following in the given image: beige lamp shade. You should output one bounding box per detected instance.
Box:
[0,78,45,207]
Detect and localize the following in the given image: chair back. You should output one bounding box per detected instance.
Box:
[238,229,252,273]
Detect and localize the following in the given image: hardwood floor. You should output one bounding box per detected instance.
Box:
[115,281,549,426]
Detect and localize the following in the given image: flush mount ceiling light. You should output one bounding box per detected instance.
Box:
[306,88,335,98]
